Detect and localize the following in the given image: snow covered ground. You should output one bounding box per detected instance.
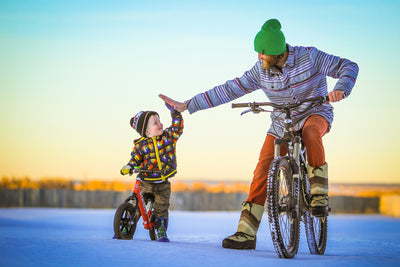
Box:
[0,208,399,267]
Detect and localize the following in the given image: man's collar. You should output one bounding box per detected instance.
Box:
[284,44,294,67]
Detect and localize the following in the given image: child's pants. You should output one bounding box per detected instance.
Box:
[246,115,329,206]
[140,180,171,218]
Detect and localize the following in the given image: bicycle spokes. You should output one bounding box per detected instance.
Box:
[267,157,300,258]
[113,202,138,240]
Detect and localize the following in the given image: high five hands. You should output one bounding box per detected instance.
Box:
[159,94,188,112]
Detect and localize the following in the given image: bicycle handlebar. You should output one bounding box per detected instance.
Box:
[130,169,166,176]
[232,96,329,110]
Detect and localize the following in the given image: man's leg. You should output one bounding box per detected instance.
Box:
[222,134,287,249]
[247,135,287,205]
[303,115,330,217]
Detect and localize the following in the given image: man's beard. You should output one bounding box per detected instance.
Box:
[262,58,279,70]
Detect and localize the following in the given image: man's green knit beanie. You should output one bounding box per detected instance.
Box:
[254,19,286,55]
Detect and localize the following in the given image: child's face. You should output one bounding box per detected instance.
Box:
[145,114,164,137]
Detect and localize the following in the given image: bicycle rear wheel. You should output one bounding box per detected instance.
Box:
[148,200,156,241]
[301,172,328,254]
[304,212,328,254]
[113,202,139,240]
[267,157,300,258]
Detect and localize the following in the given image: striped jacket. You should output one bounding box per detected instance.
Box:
[185,44,358,137]
[127,111,183,183]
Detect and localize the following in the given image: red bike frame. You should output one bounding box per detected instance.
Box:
[133,179,155,230]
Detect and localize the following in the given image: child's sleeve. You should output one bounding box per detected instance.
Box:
[121,139,145,175]
[121,145,143,175]
[166,109,184,140]
[128,143,143,168]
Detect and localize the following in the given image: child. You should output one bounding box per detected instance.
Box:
[120,103,183,242]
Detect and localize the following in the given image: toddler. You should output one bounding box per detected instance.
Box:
[120,103,183,242]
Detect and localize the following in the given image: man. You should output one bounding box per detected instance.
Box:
[159,18,358,250]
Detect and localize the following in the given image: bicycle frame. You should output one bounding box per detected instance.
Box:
[131,179,155,230]
[114,169,165,240]
[273,117,303,220]
[232,95,329,258]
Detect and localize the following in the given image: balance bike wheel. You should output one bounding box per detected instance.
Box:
[113,202,138,240]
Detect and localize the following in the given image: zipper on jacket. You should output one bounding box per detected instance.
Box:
[152,137,164,180]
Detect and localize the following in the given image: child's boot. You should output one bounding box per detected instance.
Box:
[307,163,329,217]
[155,217,169,242]
[222,201,264,249]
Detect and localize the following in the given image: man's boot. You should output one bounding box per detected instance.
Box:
[307,163,329,217]
[222,201,264,249]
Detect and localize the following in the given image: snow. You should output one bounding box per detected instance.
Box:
[0,208,399,267]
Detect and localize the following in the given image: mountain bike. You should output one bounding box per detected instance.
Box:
[113,169,164,240]
[232,96,329,258]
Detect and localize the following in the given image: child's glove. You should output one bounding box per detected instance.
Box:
[165,102,176,113]
[120,164,132,175]
[165,102,180,117]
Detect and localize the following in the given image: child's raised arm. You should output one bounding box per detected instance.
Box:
[164,102,183,140]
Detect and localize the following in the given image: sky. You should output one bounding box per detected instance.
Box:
[0,208,399,266]
[0,0,400,184]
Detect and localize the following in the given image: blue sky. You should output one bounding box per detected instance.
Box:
[0,0,399,183]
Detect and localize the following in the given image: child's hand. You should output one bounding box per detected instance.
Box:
[120,164,132,175]
[159,94,187,112]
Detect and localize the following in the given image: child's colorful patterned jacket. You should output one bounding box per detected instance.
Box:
[127,111,183,183]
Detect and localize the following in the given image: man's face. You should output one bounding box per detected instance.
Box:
[258,53,279,70]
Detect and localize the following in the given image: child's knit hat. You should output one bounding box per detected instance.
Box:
[130,111,158,137]
[254,19,286,55]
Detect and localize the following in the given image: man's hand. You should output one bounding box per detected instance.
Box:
[120,164,132,175]
[159,94,187,112]
[328,90,344,102]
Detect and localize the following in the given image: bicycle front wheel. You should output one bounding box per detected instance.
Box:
[267,156,300,258]
[113,202,139,240]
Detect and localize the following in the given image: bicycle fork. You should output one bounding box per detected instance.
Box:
[273,137,301,220]
[292,136,301,219]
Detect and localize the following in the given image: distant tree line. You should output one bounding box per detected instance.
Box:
[0,187,381,214]
[2,176,399,215]
[0,177,250,193]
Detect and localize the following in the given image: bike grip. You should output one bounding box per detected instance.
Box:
[232,103,250,108]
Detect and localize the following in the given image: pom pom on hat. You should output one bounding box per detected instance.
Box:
[254,19,286,55]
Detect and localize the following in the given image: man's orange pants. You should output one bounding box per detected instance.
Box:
[247,115,329,206]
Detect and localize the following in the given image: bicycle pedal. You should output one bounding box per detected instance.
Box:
[311,206,330,217]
